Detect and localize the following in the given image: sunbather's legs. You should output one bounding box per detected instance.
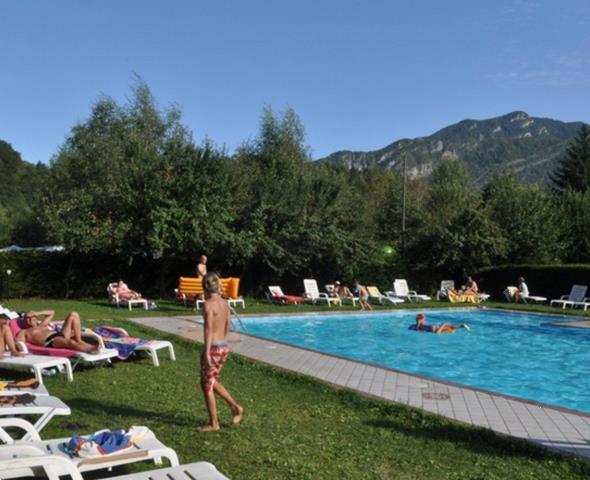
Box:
[0,324,25,357]
[53,312,98,353]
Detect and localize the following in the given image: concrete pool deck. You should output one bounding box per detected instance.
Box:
[130,314,590,460]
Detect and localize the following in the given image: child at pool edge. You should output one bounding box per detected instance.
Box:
[409,313,470,334]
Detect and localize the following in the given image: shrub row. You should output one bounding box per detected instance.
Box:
[473,264,590,300]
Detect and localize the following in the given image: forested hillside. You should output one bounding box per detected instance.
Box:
[318,112,583,186]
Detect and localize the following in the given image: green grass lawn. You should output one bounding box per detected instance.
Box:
[2,298,590,479]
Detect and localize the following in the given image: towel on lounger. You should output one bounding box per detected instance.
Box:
[93,326,153,360]
[65,426,149,457]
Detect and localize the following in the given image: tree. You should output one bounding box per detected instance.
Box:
[557,189,590,262]
[551,123,590,193]
[42,79,232,295]
[483,174,562,263]
[410,158,507,277]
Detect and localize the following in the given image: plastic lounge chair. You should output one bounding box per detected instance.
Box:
[392,279,431,302]
[92,326,176,367]
[0,351,73,385]
[8,318,118,370]
[0,419,179,478]
[436,280,455,300]
[550,285,589,309]
[303,279,342,307]
[107,283,149,311]
[0,379,48,396]
[366,286,404,305]
[0,394,70,439]
[325,284,358,306]
[0,455,229,480]
[268,286,304,305]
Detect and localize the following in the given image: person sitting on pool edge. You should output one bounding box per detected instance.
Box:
[409,313,470,334]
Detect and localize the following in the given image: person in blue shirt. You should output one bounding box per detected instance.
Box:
[409,313,470,334]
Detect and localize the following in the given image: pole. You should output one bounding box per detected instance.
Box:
[401,155,407,260]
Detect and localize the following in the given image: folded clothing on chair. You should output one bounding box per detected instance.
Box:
[65,426,149,457]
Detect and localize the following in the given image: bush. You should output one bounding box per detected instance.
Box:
[0,251,200,299]
[474,264,590,300]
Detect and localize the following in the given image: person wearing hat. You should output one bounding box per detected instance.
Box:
[409,313,470,334]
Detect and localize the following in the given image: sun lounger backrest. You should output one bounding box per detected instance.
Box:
[304,279,320,298]
[569,284,587,302]
[440,280,454,291]
[394,279,410,296]
[367,286,381,297]
[268,286,284,297]
[177,277,240,299]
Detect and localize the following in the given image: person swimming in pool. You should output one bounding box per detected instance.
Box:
[409,313,470,334]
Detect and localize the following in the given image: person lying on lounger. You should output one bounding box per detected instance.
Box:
[0,314,26,358]
[114,280,142,300]
[16,310,99,353]
[409,313,470,334]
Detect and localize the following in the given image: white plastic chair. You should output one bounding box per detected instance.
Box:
[436,280,455,300]
[0,395,70,439]
[391,279,431,302]
[0,419,179,478]
[550,284,589,309]
[303,279,341,307]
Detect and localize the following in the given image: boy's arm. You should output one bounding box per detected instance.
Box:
[202,304,212,365]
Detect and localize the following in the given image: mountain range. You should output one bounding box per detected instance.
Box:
[317,111,584,186]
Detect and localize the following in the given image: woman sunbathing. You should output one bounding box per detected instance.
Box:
[114,280,142,301]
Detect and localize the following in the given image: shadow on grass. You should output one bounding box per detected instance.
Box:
[364,416,563,461]
[66,397,197,428]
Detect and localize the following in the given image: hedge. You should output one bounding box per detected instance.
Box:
[473,264,590,300]
[0,251,200,299]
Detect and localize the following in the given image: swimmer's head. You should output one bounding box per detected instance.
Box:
[416,313,425,324]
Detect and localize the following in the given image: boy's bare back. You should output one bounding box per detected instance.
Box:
[203,294,230,342]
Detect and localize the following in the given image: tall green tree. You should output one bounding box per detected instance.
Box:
[410,158,507,277]
[551,123,590,193]
[557,189,590,262]
[42,79,231,294]
[483,174,562,263]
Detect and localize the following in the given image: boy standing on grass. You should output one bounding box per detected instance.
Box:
[200,272,243,432]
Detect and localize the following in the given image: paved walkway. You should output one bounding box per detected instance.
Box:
[131,315,590,460]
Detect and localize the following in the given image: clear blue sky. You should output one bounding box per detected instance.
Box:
[1,0,589,164]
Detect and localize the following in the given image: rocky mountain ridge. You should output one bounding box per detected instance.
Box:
[318,111,584,185]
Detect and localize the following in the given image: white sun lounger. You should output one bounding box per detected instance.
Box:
[325,284,358,306]
[0,455,229,480]
[391,279,431,302]
[550,284,590,310]
[303,279,341,307]
[0,382,49,397]
[366,286,404,305]
[0,394,70,439]
[0,353,73,385]
[95,326,176,367]
[0,419,178,478]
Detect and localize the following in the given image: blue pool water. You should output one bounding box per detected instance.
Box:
[238,309,590,413]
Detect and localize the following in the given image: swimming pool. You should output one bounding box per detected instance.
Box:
[237,309,590,413]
